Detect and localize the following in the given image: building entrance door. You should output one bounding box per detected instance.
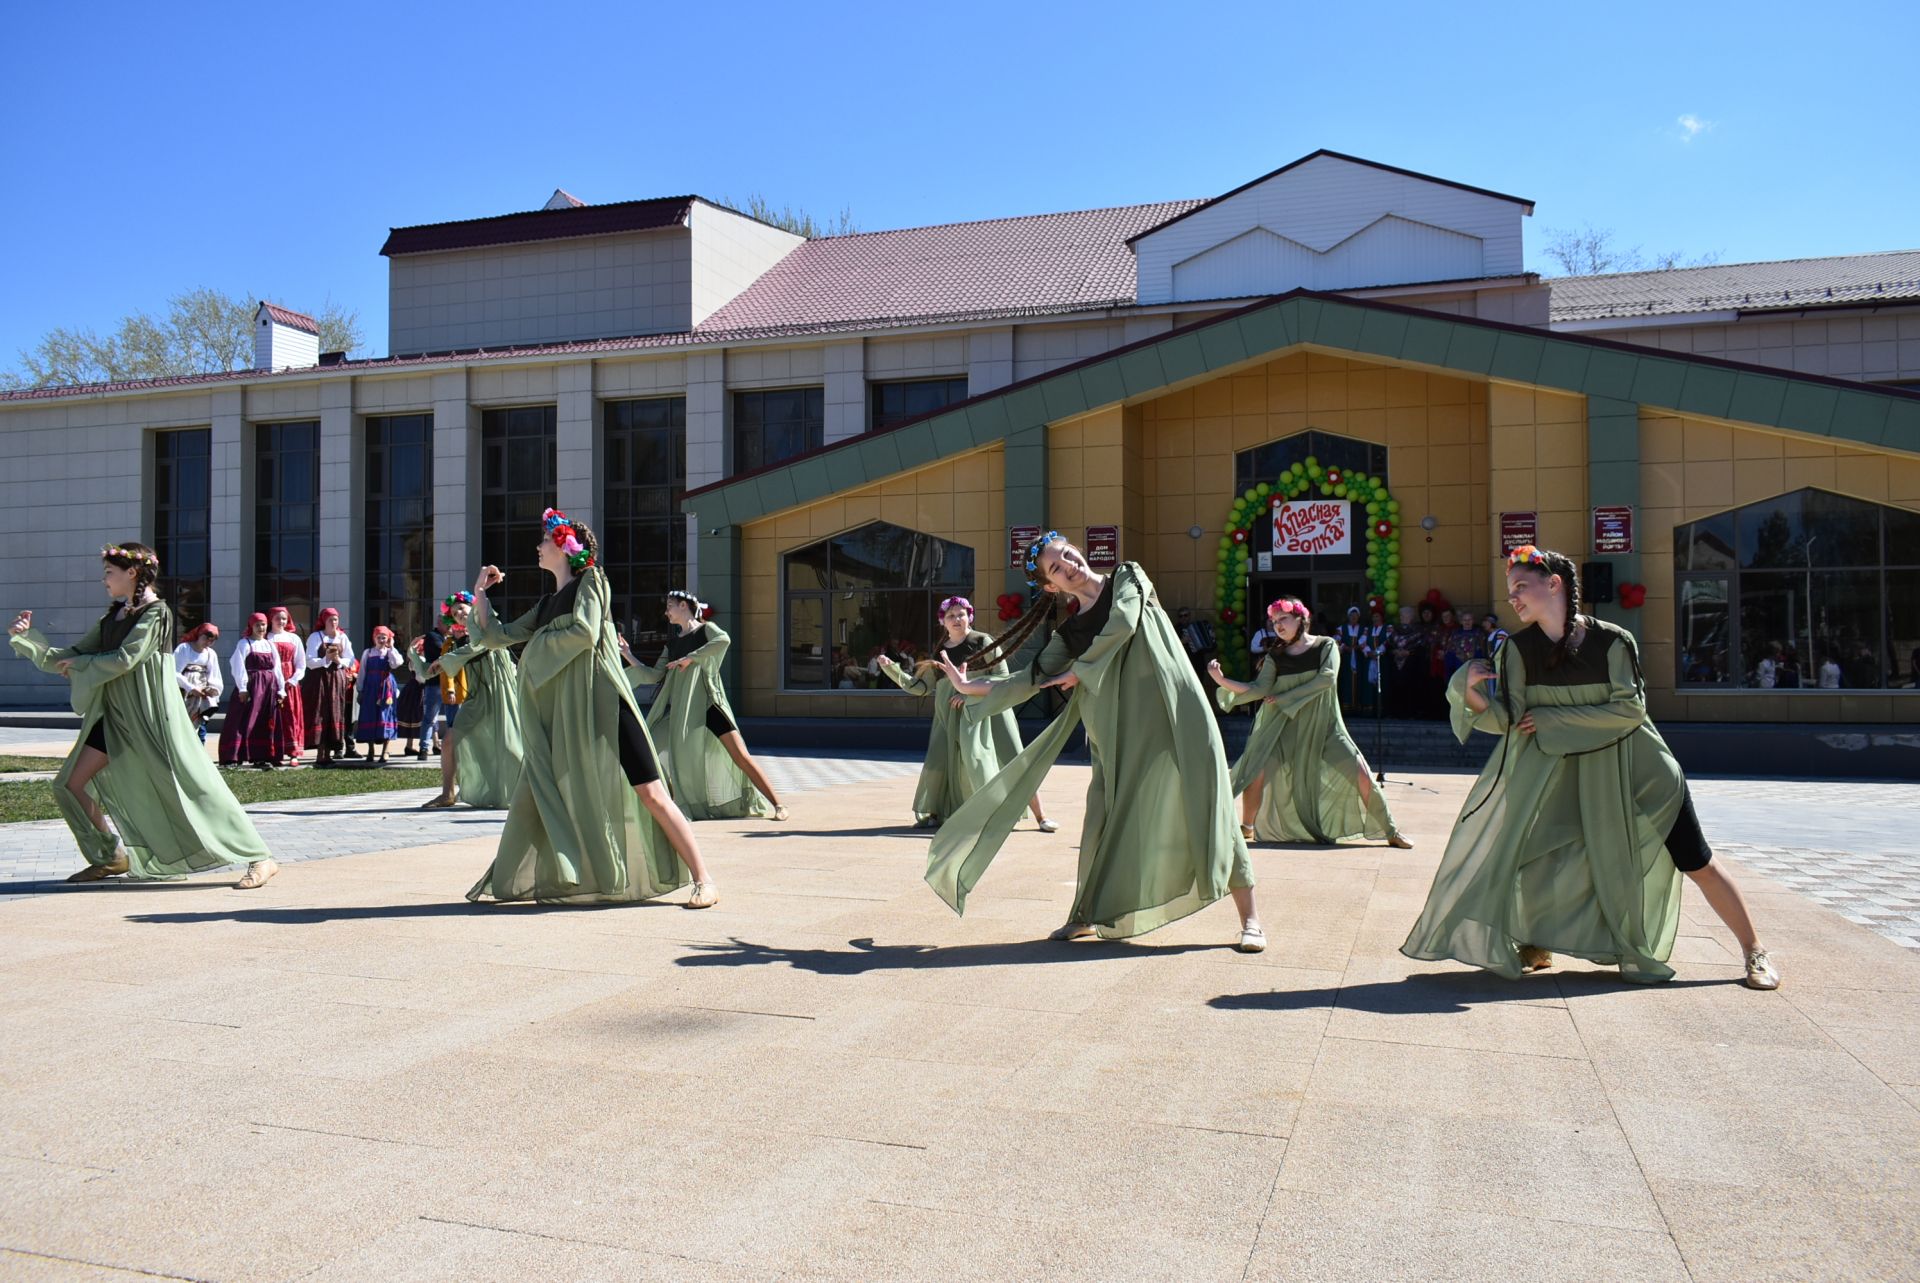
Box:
[1251,572,1370,634]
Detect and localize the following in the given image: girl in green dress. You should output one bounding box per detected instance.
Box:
[1402,545,1779,989]
[416,591,525,810]
[929,533,1263,950]
[1209,596,1412,848]
[8,542,278,888]
[877,595,1057,832]
[617,590,787,821]
[464,509,717,907]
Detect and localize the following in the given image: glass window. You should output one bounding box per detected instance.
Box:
[871,377,968,432]
[480,405,558,623]
[733,387,823,475]
[152,428,211,634]
[364,414,434,647]
[1675,488,1916,691]
[782,521,977,690]
[603,396,687,651]
[255,421,320,630]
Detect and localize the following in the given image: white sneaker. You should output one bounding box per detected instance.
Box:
[1744,947,1780,991]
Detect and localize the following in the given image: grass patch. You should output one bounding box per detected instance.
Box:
[0,755,66,773]
[0,763,441,824]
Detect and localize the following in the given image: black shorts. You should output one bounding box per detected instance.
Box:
[1664,788,1713,873]
[83,720,107,754]
[617,700,660,787]
[705,704,737,737]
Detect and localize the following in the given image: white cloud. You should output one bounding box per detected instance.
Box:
[1676,113,1716,142]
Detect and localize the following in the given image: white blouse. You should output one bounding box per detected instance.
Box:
[229,638,286,697]
[173,642,223,697]
[306,629,355,669]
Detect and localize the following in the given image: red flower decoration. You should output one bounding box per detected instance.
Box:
[1619,583,1648,610]
[1230,529,1248,544]
[701,605,716,620]
[1220,608,1237,624]
[1326,468,1344,486]
[1269,496,1283,509]
[1374,520,1394,538]
[1368,595,1385,613]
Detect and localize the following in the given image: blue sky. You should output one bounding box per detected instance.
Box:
[2,1,1914,366]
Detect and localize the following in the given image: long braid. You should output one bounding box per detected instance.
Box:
[965,595,1063,678]
[1548,551,1581,669]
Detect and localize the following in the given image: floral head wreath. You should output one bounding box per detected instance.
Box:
[101,544,159,568]
[441,591,474,620]
[666,589,703,613]
[1506,544,1552,572]
[542,507,595,571]
[938,595,974,618]
[1023,530,1064,589]
[1268,598,1310,620]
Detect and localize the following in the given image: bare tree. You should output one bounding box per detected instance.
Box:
[719,193,858,238]
[1540,223,1721,277]
[4,290,367,390]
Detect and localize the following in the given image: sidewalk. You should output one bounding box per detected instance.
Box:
[1,765,1916,1281]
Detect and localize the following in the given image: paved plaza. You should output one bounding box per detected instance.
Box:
[0,750,1916,1281]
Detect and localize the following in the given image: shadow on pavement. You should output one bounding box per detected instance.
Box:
[676,934,1210,975]
[1209,970,1734,1015]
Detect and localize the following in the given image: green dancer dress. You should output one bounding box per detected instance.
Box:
[11,602,273,877]
[1218,636,1398,844]
[1401,619,1685,983]
[413,640,525,808]
[623,622,769,820]
[926,562,1254,938]
[877,632,1026,826]
[463,568,689,904]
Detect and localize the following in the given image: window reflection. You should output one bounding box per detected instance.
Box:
[782,522,977,689]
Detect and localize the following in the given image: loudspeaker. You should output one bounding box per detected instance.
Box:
[1583,560,1615,605]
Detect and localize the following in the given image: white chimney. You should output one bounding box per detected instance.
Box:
[255,302,321,371]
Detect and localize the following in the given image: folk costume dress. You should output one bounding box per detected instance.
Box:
[876,631,1026,827]
[623,622,767,821]
[11,602,274,876]
[463,568,688,904]
[268,626,306,757]
[303,626,356,752]
[220,637,286,765]
[925,562,1253,938]
[1218,636,1398,844]
[356,646,401,743]
[418,636,525,808]
[1401,618,1692,983]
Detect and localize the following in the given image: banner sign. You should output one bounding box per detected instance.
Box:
[1085,525,1120,569]
[1592,506,1635,554]
[1009,525,1041,568]
[1272,501,1351,556]
[1500,511,1538,554]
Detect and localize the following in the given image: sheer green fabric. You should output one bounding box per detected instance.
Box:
[1217,638,1396,843]
[624,624,768,820]
[1401,621,1685,982]
[463,568,688,904]
[417,643,526,809]
[878,632,1026,825]
[925,563,1253,938]
[11,604,271,877]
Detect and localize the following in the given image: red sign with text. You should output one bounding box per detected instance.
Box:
[1085,525,1120,569]
[1009,525,1041,568]
[1593,506,1635,554]
[1500,511,1538,554]
[1272,501,1351,556]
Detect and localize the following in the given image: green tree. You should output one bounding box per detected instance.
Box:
[3,290,365,390]
[718,193,858,239]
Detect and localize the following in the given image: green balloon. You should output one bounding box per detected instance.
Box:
[1244,488,1259,503]
[1334,485,1349,498]
[1305,455,1319,469]
[1317,483,1330,495]
[1387,500,1401,514]
[1353,472,1368,486]
[1388,552,1401,567]
[1366,502,1381,517]
[1256,482,1271,496]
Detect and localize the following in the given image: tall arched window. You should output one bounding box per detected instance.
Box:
[783,522,976,691]
[1673,488,1920,690]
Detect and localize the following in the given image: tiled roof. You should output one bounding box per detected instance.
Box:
[1549,250,1920,323]
[379,195,695,256]
[700,201,1205,333]
[257,302,318,334]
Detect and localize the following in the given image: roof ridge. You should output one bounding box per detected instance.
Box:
[802,199,1207,243]
[1554,248,1920,284]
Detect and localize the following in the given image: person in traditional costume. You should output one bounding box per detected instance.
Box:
[8,543,277,887]
[928,532,1264,950]
[463,508,717,907]
[1402,545,1779,989]
[416,591,524,809]
[220,613,286,767]
[1210,596,1411,849]
[618,589,786,822]
[356,626,402,763]
[302,607,355,766]
[265,606,306,765]
[875,594,1056,832]
[173,622,222,743]
[1336,605,1368,711]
